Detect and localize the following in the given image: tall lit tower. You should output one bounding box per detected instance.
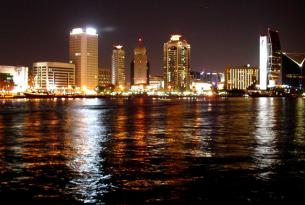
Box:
[259,28,282,90]
[112,45,125,87]
[163,34,191,90]
[69,27,98,90]
[130,38,149,85]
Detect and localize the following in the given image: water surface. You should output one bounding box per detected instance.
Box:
[0,97,305,204]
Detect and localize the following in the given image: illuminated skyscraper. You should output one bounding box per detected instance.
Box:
[163,35,191,90]
[112,45,125,87]
[130,38,149,85]
[259,28,282,90]
[69,27,98,90]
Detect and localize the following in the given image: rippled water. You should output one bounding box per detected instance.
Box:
[1,97,305,204]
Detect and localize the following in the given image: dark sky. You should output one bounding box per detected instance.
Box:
[0,0,304,76]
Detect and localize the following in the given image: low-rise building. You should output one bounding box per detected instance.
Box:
[33,62,75,91]
[224,65,259,90]
[0,65,29,92]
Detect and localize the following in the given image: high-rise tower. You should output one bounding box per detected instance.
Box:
[130,38,149,86]
[163,35,190,90]
[259,28,282,89]
[69,27,98,90]
[112,45,125,88]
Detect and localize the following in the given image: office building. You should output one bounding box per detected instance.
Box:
[98,68,111,87]
[225,65,259,90]
[281,53,305,89]
[33,62,75,91]
[69,27,98,90]
[0,65,28,92]
[163,35,191,90]
[112,45,125,88]
[260,28,282,89]
[130,38,149,86]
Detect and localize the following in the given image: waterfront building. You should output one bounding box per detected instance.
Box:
[281,53,305,89]
[260,28,282,89]
[225,65,259,90]
[33,62,75,91]
[163,35,191,91]
[69,27,98,90]
[98,68,111,87]
[190,71,224,83]
[0,65,28,92]
[148,75,163,90]
[112,45,125,89]
[130,38,150,86]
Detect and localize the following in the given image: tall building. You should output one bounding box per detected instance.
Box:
[281,53,305,89]
[224,65,259,90]
[33,62,75,91]
[260,28,282,90]
[163,35,191,90]
[112,45,125,88]
[0,65,28,92]
[98,68,111,87]
[130,38,149,85]
[69,27,98,90]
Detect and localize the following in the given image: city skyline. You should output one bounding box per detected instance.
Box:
[0,0,304,78]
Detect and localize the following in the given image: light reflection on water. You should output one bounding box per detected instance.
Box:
[253,98,279,179]
[66,99,110,204]
[0,97,305,204]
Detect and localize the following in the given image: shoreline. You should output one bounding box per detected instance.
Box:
[0,94,303,99]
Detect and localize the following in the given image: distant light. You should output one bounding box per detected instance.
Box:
[138,38,142,42]
[247,64,250,67]
[114,45,123,49]
[86,27,97,35]
[70,28,84,35]
[170,35,182,41]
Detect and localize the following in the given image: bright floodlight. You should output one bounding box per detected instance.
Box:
[115,45,123,49]
[70,28,84,35]
[86,28,97,35]
[170,35,182,41]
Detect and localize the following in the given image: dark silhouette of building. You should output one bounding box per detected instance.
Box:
[281,53,305,89]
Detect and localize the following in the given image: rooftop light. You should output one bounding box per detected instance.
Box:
[70,28,83,35]
[86,27,97,35]
[170,35,182,41]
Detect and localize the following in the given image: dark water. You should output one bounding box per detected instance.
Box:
[1,97,305,204]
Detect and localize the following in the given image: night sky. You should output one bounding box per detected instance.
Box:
[0,0,304,77]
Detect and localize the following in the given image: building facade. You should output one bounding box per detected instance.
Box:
[260,28,282,89]
[225,65,259,90]
[33,62,75,91]
[98,68,111,87]
[130,38,149,85]
[0,65,28,92]
[281,53,305,89]
[69,27,98,90]
[112,45,125,88]
[163,35,191,90]
[148,75,163,90]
